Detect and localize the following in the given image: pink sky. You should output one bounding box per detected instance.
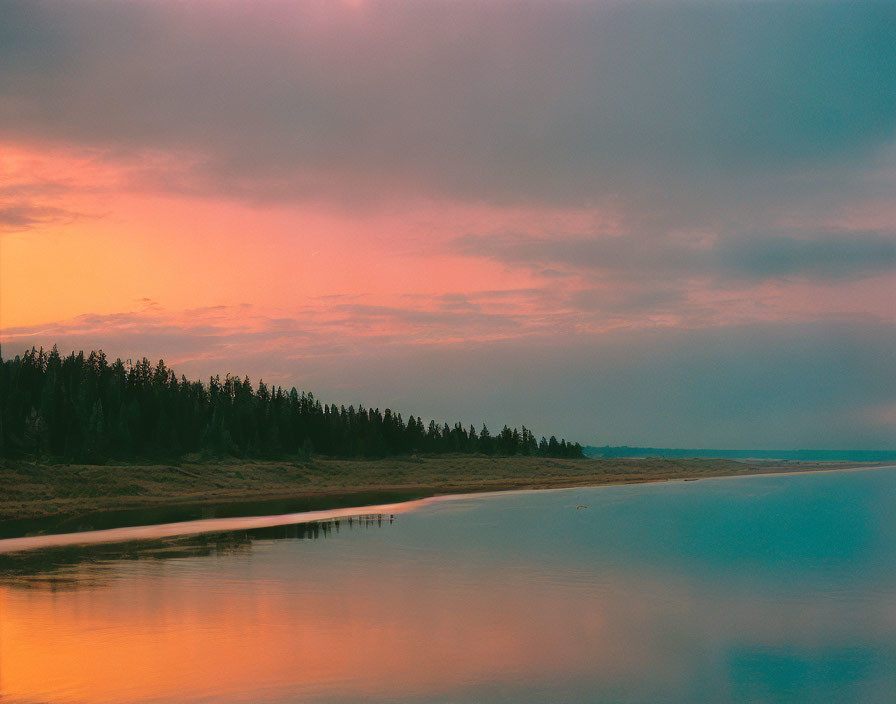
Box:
[2,1,895,448]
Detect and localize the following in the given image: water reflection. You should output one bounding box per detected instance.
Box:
[0,515,392,590]
[0,488,422,538]
[3,470,896,703]
[0,498,416,553]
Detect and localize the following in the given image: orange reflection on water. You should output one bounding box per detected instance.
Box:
[0,556,665,703]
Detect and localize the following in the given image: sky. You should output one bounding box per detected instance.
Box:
[1,0,895,449]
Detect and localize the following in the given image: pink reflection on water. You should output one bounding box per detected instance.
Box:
[0,556,676,703]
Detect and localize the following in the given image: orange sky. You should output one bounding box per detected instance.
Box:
[4,139,892,338]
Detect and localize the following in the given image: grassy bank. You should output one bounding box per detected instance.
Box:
[1,455,884,522]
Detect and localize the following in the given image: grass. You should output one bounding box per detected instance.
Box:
[0,455,883,522]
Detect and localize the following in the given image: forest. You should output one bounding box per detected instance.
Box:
[0,347,584,463]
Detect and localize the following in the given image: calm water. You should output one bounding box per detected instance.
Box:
[3,468,896,703]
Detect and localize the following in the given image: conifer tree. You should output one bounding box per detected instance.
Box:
[0,348,585,462]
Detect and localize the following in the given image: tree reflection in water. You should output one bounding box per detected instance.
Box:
[0,515,394,590]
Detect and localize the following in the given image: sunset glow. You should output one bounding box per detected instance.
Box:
[2,0,895,448]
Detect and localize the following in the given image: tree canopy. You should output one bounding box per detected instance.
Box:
[0,347,585,463]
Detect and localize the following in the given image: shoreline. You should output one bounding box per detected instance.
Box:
[1,456,890,524]
[1,460,892,554]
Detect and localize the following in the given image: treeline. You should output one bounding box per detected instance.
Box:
[0,347,584,463]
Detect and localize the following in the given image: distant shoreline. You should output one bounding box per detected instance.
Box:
[584,446,896,462]
[1,456,889,525]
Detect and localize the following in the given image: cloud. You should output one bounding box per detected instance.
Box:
[0,293,554,372]
[450,227,896,331]
[720,232,896,280]
[454,229,896,283]
[1,1,894,208]
[0,203,78,232]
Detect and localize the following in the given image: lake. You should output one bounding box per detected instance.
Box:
[3,467,896,703]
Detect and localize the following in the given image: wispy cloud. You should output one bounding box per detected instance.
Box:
[0,203,79,232]
[0,294,558,369]
[451,226,896,331]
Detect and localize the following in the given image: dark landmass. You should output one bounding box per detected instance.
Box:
[1,456,886,524]
[2,349,891,533]
[585,446,896,462]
